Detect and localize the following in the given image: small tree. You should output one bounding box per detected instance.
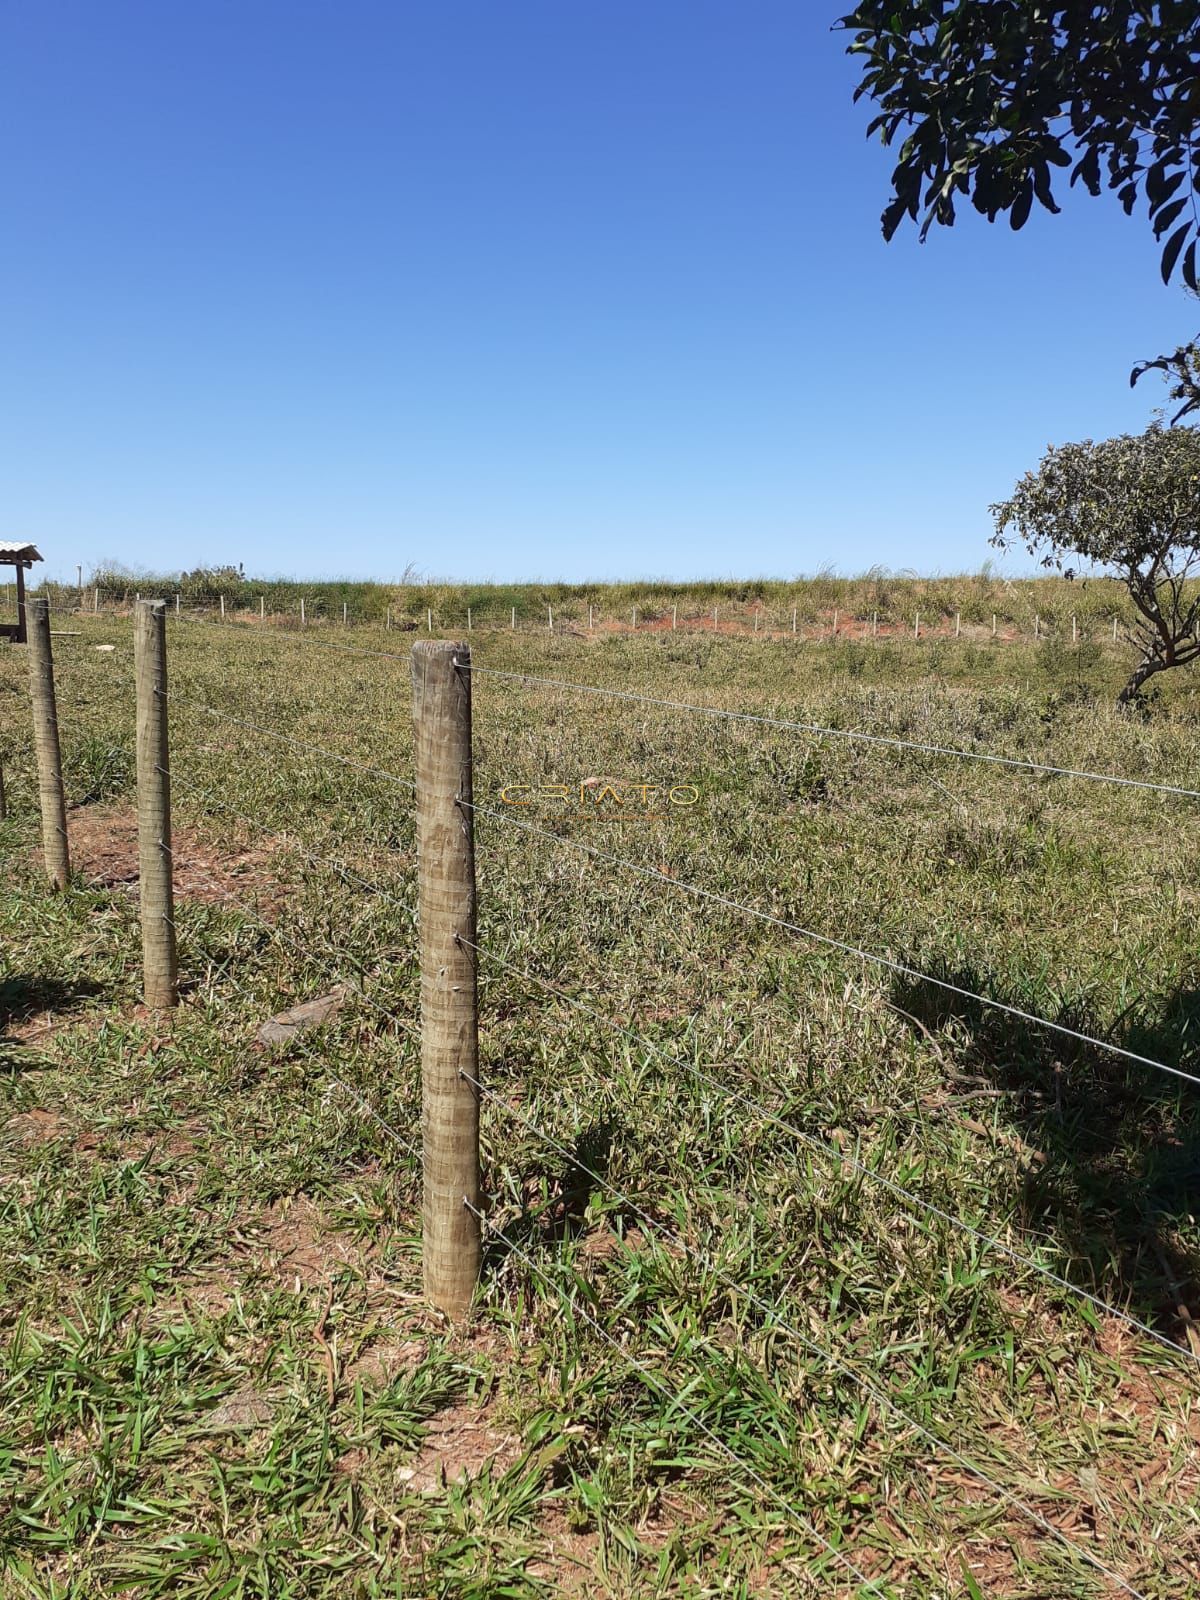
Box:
[991,424,1200,705]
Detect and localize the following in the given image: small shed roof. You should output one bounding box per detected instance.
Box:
[0,542,42,563]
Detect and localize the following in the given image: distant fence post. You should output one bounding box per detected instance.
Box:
[301,597,306,627]
[134,600,177,1009]
[412,639,480,1318]
[27,597,70,891]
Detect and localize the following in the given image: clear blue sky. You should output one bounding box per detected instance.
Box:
[3,2,1190,584]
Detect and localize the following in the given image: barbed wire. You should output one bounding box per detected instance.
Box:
[464,796,1200,1093]
[461,663,1200,802]
[462,1069,1151,1597]
[459,933,1200,1368]
[458,1198,894,1597]
[161,689,417,794]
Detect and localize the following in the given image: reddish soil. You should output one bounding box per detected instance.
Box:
[65,801,278,906]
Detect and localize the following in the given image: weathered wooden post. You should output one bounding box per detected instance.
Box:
[792,606,797,634]
[992,612,997,638]
[0,762,7,821]
[134,600,177,1010]
[914,612,920,639]
[955,611,961,637]
[832,608,838,636]
[343,601,348,626]
[260,595,265,620]
[511,606,516,630]
[412,640,480,1317]
[26,597,70,890]
[672,603,678,629]
[547,605,553,633]
[872,610,878,637]
[467,607,472,631]
[220,593,225,621]
[589,603,594,630]
[301,597,307,627]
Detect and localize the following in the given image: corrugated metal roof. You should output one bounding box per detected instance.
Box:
[0,541,42,561]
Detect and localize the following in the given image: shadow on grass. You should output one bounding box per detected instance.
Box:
[891,961,1200,1344]
[1,973,105,1036]
[482,1116,627,1271]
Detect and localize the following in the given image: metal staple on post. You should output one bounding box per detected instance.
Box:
[134,600,177,1009]
[411,640,480,1318]
[26,597,71,891]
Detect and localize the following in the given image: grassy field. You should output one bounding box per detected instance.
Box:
[2,614,1200,1597]
[17,568,1155,643]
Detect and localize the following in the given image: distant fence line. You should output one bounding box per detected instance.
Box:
[3,580,1138,646]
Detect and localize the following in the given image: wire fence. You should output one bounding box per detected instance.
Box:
[17,579,1144,649]
[8,604,1200,1594]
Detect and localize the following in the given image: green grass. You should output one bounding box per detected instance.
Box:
[2,615,1199,1596]
[26,567,1161,641]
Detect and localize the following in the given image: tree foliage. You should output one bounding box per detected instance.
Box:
[991,424,1200,703]
[837,2,1200,290]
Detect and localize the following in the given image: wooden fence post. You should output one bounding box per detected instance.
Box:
[260,595,265,620]
[0,762,7,821]
[134,600,177,1009]
[412,640,480,1318]
[301,597,306,627]
[27,597,70,890]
